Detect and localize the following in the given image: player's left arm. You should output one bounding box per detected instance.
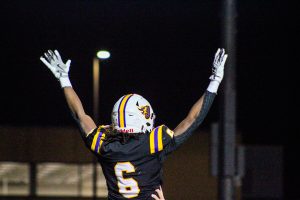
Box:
[172,48,227,148]
[63,87,97,135]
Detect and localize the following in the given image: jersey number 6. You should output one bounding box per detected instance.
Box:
[114,162,140,198]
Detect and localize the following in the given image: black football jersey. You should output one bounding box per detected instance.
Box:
[83,125,175,200]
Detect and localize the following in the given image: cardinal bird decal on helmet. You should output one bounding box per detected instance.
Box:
[138,105,150,119]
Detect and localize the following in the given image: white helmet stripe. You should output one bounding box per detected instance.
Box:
[118,94,133,128]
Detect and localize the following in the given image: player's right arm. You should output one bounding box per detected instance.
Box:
[40,50,97,137]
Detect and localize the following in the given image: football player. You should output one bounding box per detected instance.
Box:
[40,48,227,200]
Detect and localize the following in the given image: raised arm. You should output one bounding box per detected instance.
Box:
[171,48,227,149]
[40,50,97,136]
[63,87,97,135]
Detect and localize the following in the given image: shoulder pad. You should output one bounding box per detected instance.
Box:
[149,125,173,154]
[90,125,107,154]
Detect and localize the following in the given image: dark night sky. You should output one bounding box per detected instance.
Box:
[0,0,288,145]
[0,0,295,196]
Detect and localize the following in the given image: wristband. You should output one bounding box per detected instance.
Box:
[207,80,220,93]
[59,76,72,88]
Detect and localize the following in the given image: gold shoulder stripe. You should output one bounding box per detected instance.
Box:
[91,127,101,152]
[150,128,155,154]
[157,125,163,151]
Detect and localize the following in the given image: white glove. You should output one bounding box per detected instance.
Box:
[207,48,228,93]
[40,50,72,88]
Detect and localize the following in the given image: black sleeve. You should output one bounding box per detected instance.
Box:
[163,91,216,155]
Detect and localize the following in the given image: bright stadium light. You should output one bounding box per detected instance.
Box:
[96,50,110,60]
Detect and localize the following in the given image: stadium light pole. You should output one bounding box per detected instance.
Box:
[92,50,110,199]
[218,0,237,199]
[93,50,111,123]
